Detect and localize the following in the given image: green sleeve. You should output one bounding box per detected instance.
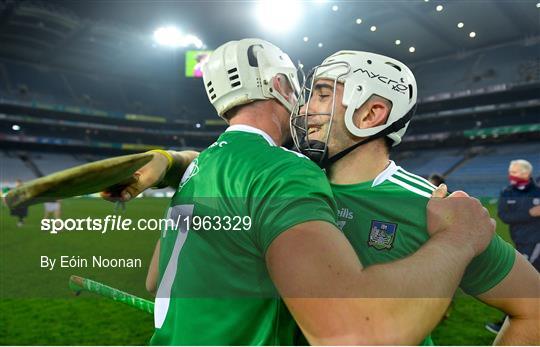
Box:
[460,235,516,296]
[250,156,338,254]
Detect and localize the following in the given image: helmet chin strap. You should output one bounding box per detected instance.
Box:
[303,133,381,169]
[299,138,328,164]
[307,104,417,169]
[325,133,384,167]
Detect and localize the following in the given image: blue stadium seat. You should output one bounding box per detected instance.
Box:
[446,144,540,197]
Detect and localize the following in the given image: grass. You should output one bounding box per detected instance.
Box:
[0,198,511,345]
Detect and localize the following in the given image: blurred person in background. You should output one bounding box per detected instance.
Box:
[43,199,62,230]
[428,173,446,187]
[499,160,540,270]
[113,200,126,214]
[485,159,540,334]
[9,179,28,227]
[43,199,61,220]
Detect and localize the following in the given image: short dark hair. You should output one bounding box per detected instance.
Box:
[383,136,393,153]
[428,173,445,186]
[223,104,241,121]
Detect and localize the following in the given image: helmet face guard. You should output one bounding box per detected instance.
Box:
[290,61,351,166]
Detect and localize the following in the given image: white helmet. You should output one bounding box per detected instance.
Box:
[202,38,301,117]
[291,51,417,167]
[315,50,417,145]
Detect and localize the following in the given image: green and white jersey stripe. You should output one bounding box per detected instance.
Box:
[373,161,436,198]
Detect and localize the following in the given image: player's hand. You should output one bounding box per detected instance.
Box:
[431,184,448,198]
[427,190,495,256]
[529,205,540,217]
[101,151,169,202]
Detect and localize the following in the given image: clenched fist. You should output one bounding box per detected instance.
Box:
[427,184,495,256]
[101,151,170,202]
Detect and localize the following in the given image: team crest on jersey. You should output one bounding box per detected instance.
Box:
[368,220,397,250]
[178,158,199,190]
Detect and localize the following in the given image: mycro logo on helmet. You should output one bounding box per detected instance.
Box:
[354,68,408,94]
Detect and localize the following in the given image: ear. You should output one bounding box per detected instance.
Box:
[353,99,390,129]
[271,74,292,101]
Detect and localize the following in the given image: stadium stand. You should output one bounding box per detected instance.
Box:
[29,152,87,176]
[121,81,176,116]
[0,151,38,183]
[0,1,537,199]
[395,142,540,198]
[0,64,10,97]
[396,149,465,177]
[414,41,540,96]
[1,1,539,345]
[444,144,540,197]
[3,61,69,104]
[63,72,126,111]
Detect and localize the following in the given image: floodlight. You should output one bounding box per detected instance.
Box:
[153,26,204,48]
[255,0,302,33]
[153,26,183,47]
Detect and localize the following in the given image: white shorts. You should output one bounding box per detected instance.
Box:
[44,202,60,213]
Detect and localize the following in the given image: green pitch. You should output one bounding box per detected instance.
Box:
[0,198,511,345]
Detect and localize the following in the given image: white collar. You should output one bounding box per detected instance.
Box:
[225,124,277,147]
[372,160,399,187]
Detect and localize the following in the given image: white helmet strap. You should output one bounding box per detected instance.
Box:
[342,85,364,137]
[325,104,417,166]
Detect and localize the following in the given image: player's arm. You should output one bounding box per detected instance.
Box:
[267,193,493,345]
[101,150,199,201]
[476,252,540,345]
[146,239,160,296]
[161,150,199,189]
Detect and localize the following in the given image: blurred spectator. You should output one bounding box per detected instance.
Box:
[428,173,445,187]
[486,159,540,334]
[10,179,28,227]
[44,200,62,220]
[499,159,540,269]
[114,200,126,214]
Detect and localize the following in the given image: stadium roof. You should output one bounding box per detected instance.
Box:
[0,0,538,77]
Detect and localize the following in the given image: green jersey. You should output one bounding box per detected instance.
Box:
[150,125,337,345]
[331,161,516,346]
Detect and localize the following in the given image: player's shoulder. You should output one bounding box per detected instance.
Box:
[381,165,436,199]
[272,145,315,164]
[261,145,325,181]
[210,127,323,175]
